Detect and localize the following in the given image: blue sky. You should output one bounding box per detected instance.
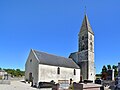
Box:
[0,0,120,74]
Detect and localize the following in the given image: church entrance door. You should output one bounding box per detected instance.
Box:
[29,72,33,82]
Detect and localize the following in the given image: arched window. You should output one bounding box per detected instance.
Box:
[74,69,76,75]
[57,67,60,74]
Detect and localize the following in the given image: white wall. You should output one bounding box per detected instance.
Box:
[0,71,7,76]
[88,32,95,81]
[38,64,80,84]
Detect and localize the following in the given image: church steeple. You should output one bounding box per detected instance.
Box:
[69,13,95,81]
[78,13,95,81]
[79,14,94,34]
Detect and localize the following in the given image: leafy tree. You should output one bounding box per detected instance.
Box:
[100,64,118,80]
[113,65,118,77]
[15,69,21,76]
[112,65,118,77]
[114,66,117,69]
[101,65,107,80]
[102,65,107,73]
[0,68,2,70]
[3,68,25,77]
[112,65,116,69]
[114,68,118,77]
[107,65,111,70]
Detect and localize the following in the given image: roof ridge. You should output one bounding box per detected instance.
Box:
[33,49,71,60]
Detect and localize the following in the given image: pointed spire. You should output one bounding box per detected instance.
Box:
[79,14,94,34]
[84,6,87,15]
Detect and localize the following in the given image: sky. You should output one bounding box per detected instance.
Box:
[0,0,120,74]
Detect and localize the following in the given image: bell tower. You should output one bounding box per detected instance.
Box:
[78,14,95,81]
[69,14,95,81]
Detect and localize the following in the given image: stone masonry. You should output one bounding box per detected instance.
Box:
[69,14,95,81]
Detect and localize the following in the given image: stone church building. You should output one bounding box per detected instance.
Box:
[25,14,95,86]
[25,49,80,86]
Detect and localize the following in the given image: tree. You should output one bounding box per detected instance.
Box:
[107,65,111,70]
[114,68,118,77]
[16,69,21,76]
[112,65,116,69]
[112,65,118,77]
[102,65,107,73]
[0,68,2,70]
[100,64,118,80]
[3,68,25,77]
[101,65,107,80]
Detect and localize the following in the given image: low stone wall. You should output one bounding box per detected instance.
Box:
[0,80,11,85]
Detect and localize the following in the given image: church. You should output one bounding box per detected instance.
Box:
[25,14,95,86]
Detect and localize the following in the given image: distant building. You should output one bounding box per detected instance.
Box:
[0,70,7,80]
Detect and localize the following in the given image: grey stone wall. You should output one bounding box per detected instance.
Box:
[69,52,79,63]
[79,31,88,52]
[78,51,88,62]
[25,50,39,86]
[79,61,88,80]
[76,15,95,81]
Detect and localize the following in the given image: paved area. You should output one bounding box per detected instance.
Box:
[0,80,51,90]
[0,79,104,90]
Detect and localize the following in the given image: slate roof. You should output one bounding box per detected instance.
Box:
[32,50,80,69]
[80,14,94,34]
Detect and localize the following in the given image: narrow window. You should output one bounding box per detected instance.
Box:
[83,45,85,50]
[57,67,60,74]
[90,35,92,40]
[74,69,76,75]
[82,36,84,40]
[81,45,85,51]
[90,42,93,51]
[30,59,32,62]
